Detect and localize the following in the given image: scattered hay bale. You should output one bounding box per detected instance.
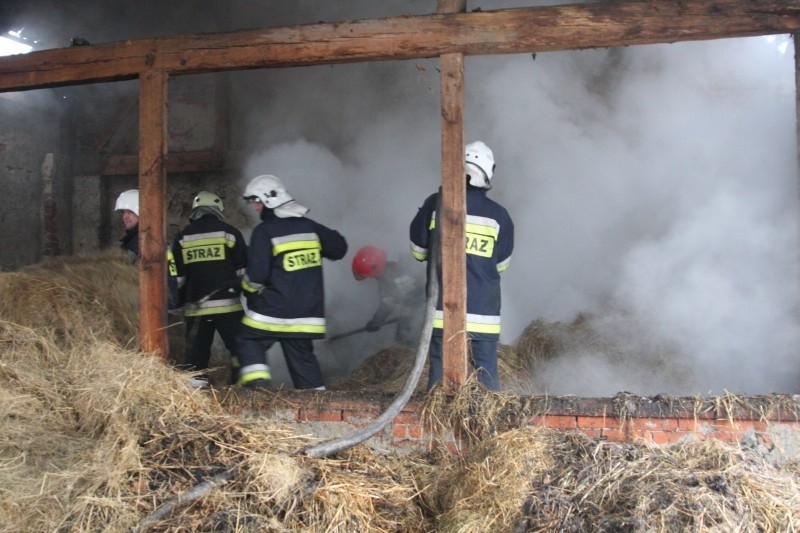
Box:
[421,424,800,531]
[330,345,423,393]
[0,321,426,531]
[1,323,798,531]
[333,343,528,393]
[0,249,139,347]
[1,254,798,531]
[419,384,800,532]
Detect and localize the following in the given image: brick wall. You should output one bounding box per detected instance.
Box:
[222,390,800,463]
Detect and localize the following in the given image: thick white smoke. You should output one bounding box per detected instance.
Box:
[7,2,797,394]
[237,35,798,395]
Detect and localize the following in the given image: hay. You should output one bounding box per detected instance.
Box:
[421,424,800,531]
[419,383,800,532]
[0,249,139,347]
[332,343,528,394]
[1,252,798,531]
[330,345,424,393]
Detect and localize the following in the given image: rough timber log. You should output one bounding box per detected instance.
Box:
[0,0,798,92]
[137,70,169,359]
[438,0,469,391]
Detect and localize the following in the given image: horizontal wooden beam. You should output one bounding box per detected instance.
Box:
[1,0,798,92]
[102,150,244,175]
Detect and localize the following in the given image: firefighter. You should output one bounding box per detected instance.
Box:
[169,191,248,387]
[236,174,348,390]
[115,189,139,260]
[409,141,514,391]
[352,245,424,347]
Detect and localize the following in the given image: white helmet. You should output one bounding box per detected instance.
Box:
[243,174,292,208]
[243,174,308,218]
[115,189,139,216]
[465,141,495,189]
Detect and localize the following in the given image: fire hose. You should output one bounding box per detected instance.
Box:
[302,189,442,458]
[138,192,442,525]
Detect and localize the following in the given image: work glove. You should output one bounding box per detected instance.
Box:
[365,318,383,332]
[244,290,260,309]
[221,277,243,294]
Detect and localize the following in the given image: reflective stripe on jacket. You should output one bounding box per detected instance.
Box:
[241,210,347,338]
[409,187,514,340]
[170,214,248,317]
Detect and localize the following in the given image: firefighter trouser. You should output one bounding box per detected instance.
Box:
[427,335,500,391]
[184,312,242,376]
[237,330,325,390]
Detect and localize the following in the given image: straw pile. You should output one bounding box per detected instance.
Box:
[330,342,525,393]
[0,251,428,531]
[0,249,139,347]
[419,382,800,531]
[1,252,798,531]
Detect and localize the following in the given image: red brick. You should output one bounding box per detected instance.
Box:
[602,429,628,442]
[713,419,767,432]
[537,415,577,429]
[578,428,602,439]
[648,431,685,445]
[709,431,739,444]
[629,418,679,432]
[407,424,425,439]
[342,409,380,422]
[392,424,407,439]
[393,412,422,425]
[324,398,375,411]
[677,418,703,432]
[297,408,342,422]
[577,416,619,430]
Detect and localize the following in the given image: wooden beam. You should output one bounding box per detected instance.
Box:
[439,52,467,393]
[438,0,468,392]
[138,69,169,359]
[102,150,243,175]
[795,33,800,292]
[1,0,798,92]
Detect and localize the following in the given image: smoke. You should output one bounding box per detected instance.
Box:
[6,2,797,394]
[235,35,798,395]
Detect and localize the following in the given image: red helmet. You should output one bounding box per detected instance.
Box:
[352,246,387,280]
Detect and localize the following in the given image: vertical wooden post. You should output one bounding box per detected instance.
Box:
[439,0,468,393]
[138,69,169,359]
[795,34,800,321]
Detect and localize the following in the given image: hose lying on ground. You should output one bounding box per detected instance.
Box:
[138,192,443,525]
[303,190,442,458]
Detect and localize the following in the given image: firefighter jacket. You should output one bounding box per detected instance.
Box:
[120,226,139,257]
[241,208,348,338]
[409,186,514,340]
[170,214,248,317]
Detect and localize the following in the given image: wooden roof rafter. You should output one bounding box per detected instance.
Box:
[0,0,798,92]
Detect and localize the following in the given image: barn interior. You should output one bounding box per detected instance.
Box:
[1,1,800,530]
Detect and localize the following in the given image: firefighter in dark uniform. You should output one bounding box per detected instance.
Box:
[352,245,424,347]
[409,141,514,391]
[115,189,139,260]
[170,191,248,387]
[236,174,348,390]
